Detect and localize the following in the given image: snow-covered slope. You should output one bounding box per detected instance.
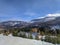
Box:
[32,16,59,22]
[0,34,54,45]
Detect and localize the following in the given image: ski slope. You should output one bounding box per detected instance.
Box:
[0,34,54,45]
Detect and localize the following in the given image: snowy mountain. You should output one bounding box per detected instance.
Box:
[0,16,60,29]
[30,16,60,29]
[32,16,59,22]
[0,21,29,28]
[32,16,60,24]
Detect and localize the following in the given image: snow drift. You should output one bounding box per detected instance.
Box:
[0,34,54,45]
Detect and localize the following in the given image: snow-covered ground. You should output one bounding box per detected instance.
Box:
[0,34,54,45]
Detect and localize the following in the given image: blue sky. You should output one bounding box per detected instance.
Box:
[0,0,60,22]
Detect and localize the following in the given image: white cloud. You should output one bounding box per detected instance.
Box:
[24,12,38,16]
[46,13,60,17]
[38,13,60,19]
[3,17,23,21]
[38,17,45,19]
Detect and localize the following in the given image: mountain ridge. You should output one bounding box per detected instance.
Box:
[0,16,60,29]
